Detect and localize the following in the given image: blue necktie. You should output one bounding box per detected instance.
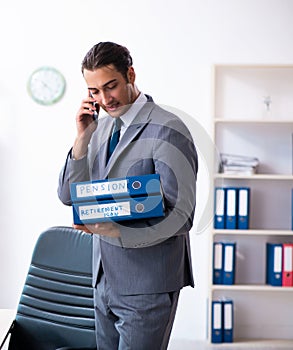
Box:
[107,118,122,162]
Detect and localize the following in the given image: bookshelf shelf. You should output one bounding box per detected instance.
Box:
[209,64,293,344]
[214,174,293,181]
[212,284,293,292]
[214,118,293,124]
[213,229,293,236]
[209,339,293,348]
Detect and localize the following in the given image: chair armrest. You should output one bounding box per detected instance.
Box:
[0,321,15,350]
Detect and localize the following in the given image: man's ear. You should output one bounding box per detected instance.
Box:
[127,66,136,84]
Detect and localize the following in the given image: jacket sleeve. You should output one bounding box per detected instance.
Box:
[57,149,90,206]
[118,116,198,248]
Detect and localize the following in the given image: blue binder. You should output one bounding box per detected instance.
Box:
[72,195,164,224]
[225,188,237,229]
[211,300,223,343]
[214,187,226,229]
[223,299,234,343]
[213,242,223,284]
[266,243,283,286]
[222,242,236,285]
[70,174,162,202]
[237,187,250,229]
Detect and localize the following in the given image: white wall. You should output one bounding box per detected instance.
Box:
[1,0,293,342]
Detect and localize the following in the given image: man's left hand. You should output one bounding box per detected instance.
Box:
[73,222,121,238]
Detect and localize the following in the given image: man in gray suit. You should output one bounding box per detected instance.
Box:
[58,42,197,350]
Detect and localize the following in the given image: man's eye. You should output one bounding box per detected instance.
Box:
[107,84,117,90]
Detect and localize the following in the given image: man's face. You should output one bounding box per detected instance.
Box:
[84,64,136,118]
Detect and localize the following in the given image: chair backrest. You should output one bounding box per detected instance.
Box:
[8,226,96,350]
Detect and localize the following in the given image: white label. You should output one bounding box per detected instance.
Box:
[239,189,248,216]
[274,246,282,273]
[224,246,234,272]
[76,179,128,198]
[284,246,293,272]
[79,201,131,220]
[227,189,236,216]
[215,189,225,215]
[214,243,223,269]
[213,303,222,329]
[224,303,232,329]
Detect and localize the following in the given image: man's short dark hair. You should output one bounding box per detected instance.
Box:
[81,42,133,81]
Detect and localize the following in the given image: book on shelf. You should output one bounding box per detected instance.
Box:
[214,187,250,230]
[266,242,293,287]
[211,299,234,343]
[214,188,225,229]
[219,153,259,175]
[70,174,165,224]
[213,242,236,285]
[282,243,293,287]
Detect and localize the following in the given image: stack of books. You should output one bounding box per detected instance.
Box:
[70,174,165,224]
[219,153,259,175]
[211,299,234,343]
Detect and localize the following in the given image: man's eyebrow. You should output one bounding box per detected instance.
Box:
[88,79,117,91]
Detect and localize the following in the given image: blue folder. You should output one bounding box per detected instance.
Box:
[213,242,223,284]
[211,300,223,343]
[214,188,226,229]
[222,242,236,285]
[70,174,162,202]
[72,194,164,224]
[223,299,234,343]
[237,187,250,229]
[225,187,237,229]
[266,243,283,286]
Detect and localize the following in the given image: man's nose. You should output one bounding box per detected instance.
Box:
[99,91,112,105]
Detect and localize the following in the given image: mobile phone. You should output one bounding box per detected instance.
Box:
[89,92,99,123]
[92,102,99,123]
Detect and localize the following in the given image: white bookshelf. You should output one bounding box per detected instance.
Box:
[209,64,293,346]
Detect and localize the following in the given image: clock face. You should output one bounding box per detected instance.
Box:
[27,66,66,105]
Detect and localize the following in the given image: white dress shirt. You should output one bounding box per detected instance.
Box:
[119,92,147,140]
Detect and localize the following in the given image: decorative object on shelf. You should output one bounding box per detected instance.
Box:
[27,66,66,105]
[263,95,272,111]
[262,95,272,118]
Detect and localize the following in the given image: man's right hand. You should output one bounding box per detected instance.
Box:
[72,96,99,159]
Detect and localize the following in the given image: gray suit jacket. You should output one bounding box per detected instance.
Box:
[58,95,198,295]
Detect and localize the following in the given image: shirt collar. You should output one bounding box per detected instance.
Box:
[119,92,147,128]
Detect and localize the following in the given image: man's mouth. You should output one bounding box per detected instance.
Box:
[106,102,120,112]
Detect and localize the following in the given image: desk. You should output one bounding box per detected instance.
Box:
[0,309,15,350]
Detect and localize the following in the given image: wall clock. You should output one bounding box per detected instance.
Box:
[27,66,66,105]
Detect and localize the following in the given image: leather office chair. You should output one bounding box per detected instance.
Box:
[0,226,97,350]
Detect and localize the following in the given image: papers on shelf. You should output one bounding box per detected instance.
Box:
[219,153,259,175]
